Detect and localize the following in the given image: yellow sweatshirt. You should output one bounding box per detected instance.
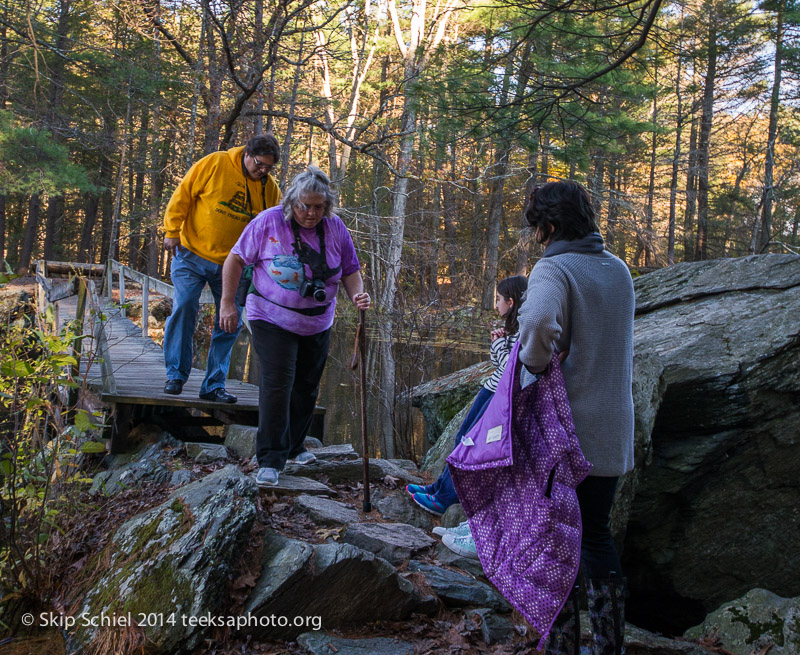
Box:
[163,146,281,264]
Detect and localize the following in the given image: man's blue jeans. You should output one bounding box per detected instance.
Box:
[163,246,242,395]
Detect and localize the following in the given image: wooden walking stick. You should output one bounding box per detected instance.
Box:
[349,309,371,512]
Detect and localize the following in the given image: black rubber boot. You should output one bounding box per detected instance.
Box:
[585,577,626,655]
[545,581,581,654]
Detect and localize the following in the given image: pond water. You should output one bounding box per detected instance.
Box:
[215,315,489,461]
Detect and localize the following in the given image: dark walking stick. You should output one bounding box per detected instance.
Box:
[349,309,371,512]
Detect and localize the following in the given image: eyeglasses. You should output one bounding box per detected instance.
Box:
[296,202,326,213]
[250,154,274,171]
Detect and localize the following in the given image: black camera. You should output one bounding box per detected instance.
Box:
[299,277,327,302]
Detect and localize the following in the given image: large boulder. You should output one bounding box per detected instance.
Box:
[342,522,436,564]
[419,402,471,477]
[624,254,800,631]
[74,465,258,654]
[684,588,800,655]
[408,254,800,635]
[89,437,182,496]
[243,533,425,639]
[403,360,493,446]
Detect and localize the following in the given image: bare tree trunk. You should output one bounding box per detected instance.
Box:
[280,26,307,187]
[41,0,71,262]
[667,27,686,266]
[606,159,618,251]
[79,192,99,263]
[130,110,150,269]
[185,14,207,169]
[108,78,133,262]
[683,105,699,260]
[42,196,64,261]
[482,146,509,309]
[16,194,41,274]
[441,141,459,291]
[695,5,717,262]
[0,195,5,260]
[757,1,783,254]
[645,48,658,267]
[203,14,223,154]
[515,149,539,275]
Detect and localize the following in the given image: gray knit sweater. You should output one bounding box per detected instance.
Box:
[517,249,635,477]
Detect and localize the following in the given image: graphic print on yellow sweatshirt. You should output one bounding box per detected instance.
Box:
[163,146,282,265]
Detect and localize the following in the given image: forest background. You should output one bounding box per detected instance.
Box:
[2,0,800,458]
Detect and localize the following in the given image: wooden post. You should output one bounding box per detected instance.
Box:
[118,264,126,317]
[110,403,133,454]
[69,278,88,408]
[105,259,113,299]
[141,276,150,339]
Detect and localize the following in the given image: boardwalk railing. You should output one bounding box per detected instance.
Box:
[35,261,116,396]
[105,259,252,338]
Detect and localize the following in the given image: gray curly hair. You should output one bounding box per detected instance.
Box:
[282,165,337,219]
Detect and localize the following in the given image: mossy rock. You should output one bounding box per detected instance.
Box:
[73,465,257,654]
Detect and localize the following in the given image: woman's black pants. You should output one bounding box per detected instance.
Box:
[577,475,623,579]
[250,320,331,470]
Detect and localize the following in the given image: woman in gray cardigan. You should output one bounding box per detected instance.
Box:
[517,181,635,655]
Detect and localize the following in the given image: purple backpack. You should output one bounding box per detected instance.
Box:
[447,342,592,649]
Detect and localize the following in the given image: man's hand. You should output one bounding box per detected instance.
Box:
[163,237,180,255]
[219,300,239,333]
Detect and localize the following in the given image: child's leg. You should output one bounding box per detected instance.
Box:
[430,387,496,508]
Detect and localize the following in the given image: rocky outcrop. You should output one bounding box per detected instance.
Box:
[419,402,470,477]
[242,533,426,639]
[624,255,800,631]
[284,457,423,485]
[342,522,436,564]
[684,589,800,655]
[408,254,800,634]
[297,631,416,655]
[294,495,360,525]
[90,437,182,496]
[403,360,493,446]
[408,561,511,612]
[75,465,257,654]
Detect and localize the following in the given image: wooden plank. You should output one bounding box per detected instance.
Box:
[141,276,149,339]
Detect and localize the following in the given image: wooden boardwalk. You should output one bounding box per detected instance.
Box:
[57,291,262,451]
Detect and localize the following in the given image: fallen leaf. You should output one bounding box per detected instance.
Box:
[232,572,258,590]
[383,474,400,489]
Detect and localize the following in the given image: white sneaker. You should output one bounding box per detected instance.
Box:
[255,467,279,486]
[433,520,471,537]
[442,531,479,560]
[291,451,317,465]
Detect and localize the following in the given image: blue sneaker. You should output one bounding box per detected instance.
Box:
[405,483,429,496]
[412,492,445,516]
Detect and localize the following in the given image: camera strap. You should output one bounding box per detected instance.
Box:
[290,218,340,282]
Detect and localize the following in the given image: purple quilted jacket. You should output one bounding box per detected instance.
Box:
[447,342,592,649]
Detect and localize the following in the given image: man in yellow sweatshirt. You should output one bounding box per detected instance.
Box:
[162,134,282,402]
